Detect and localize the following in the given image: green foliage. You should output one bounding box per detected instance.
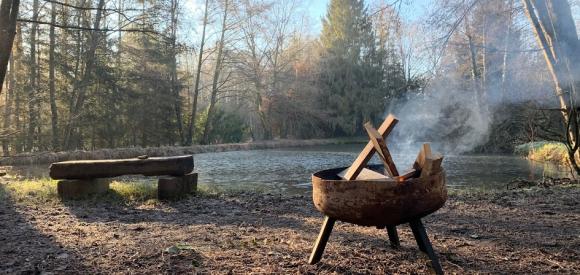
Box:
[202,106,249,144]
[118,27,179,147]
[318,0,405,135]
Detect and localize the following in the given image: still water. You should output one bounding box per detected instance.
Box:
[9,144,570,194]
[194,144,570,193]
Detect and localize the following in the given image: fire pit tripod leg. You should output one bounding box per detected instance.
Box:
[409,219,444,275]
[386,226,400,248]
[308,216,336,264]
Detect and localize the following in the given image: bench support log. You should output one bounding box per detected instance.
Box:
[57,179,111,199]
[158,172,198,200]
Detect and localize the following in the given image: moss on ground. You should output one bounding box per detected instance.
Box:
[0,177,246,205]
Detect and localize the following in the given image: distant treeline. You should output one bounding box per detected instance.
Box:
[1,0,412,155]
[1,0,576,156]
[0,138,357,165]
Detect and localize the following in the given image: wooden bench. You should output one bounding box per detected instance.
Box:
[49,155,196,200]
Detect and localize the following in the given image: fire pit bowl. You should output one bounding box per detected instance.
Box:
[312,165,447,227]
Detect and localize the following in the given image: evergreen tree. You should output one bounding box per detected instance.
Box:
[318,0,394,135]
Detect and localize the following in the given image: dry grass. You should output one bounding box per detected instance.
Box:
[515,141,576,166]
[0,178,59,202]
[0,177,235,205]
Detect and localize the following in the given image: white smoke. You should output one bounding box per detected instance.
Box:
[387,77,493,155]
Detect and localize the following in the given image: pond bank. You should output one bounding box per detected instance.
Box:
[515,141,575,168]
[0,183,578,274]
[0,138,363,166]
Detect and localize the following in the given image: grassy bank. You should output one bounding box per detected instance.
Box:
[0,178,227,205]
[515,141,576,166]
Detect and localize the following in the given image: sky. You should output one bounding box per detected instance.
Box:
[184,0,433,36]
[184,0,578,36]
[306,0,432,33]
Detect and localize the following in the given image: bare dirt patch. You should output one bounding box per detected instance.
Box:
[1,185,579,274]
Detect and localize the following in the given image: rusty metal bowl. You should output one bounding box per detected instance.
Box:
[312,165,447,227]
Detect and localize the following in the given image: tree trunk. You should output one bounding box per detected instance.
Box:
[26,0,39,151]
[13,23,22,153]
[2,54,14,154]
[467,32,482,107]
[522,0,580,173]
[202,0,229,145]
[481,15,487,98]
[169,0,184,145]
[256,91,271,139]
[49,0,59,150]
[500,0,514,101]
[185,0,209,146]
[0,0,20,94]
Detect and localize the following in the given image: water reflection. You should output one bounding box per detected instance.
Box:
[4,144,572,194]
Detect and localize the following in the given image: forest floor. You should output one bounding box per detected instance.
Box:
[0,181,579,274]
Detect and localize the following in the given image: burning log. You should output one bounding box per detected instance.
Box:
[395,168,419,182]
[412,143,444,178]
[413,143,432,171]
[421,154,444,178]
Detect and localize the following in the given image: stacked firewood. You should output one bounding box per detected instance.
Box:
[338,114,443,182]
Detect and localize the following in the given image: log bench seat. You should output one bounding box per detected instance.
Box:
[49,155,197,200]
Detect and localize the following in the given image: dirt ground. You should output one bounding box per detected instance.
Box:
[1,185,579,274]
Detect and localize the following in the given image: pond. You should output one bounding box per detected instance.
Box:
[7,144,571,194]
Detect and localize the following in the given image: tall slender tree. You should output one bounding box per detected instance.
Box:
[202,0,230,144]
[49,0,59,149]
[185,0,209,145]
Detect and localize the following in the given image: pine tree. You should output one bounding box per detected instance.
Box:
[318,0,390,135]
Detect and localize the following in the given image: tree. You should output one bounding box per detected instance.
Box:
[0,0,20,94]
[63,0,107,149]
[522,0,580,173]
[26,0,40,151]
[318,0,393,135]
[48,0,59,149]
[185,0,209,146]
[202,0,230,144]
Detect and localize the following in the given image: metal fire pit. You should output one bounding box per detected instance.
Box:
[307,114,447,275]
[312,165,447,227]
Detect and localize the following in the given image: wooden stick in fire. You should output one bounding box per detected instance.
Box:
[341,114,399,180]
[364,122,399,177]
